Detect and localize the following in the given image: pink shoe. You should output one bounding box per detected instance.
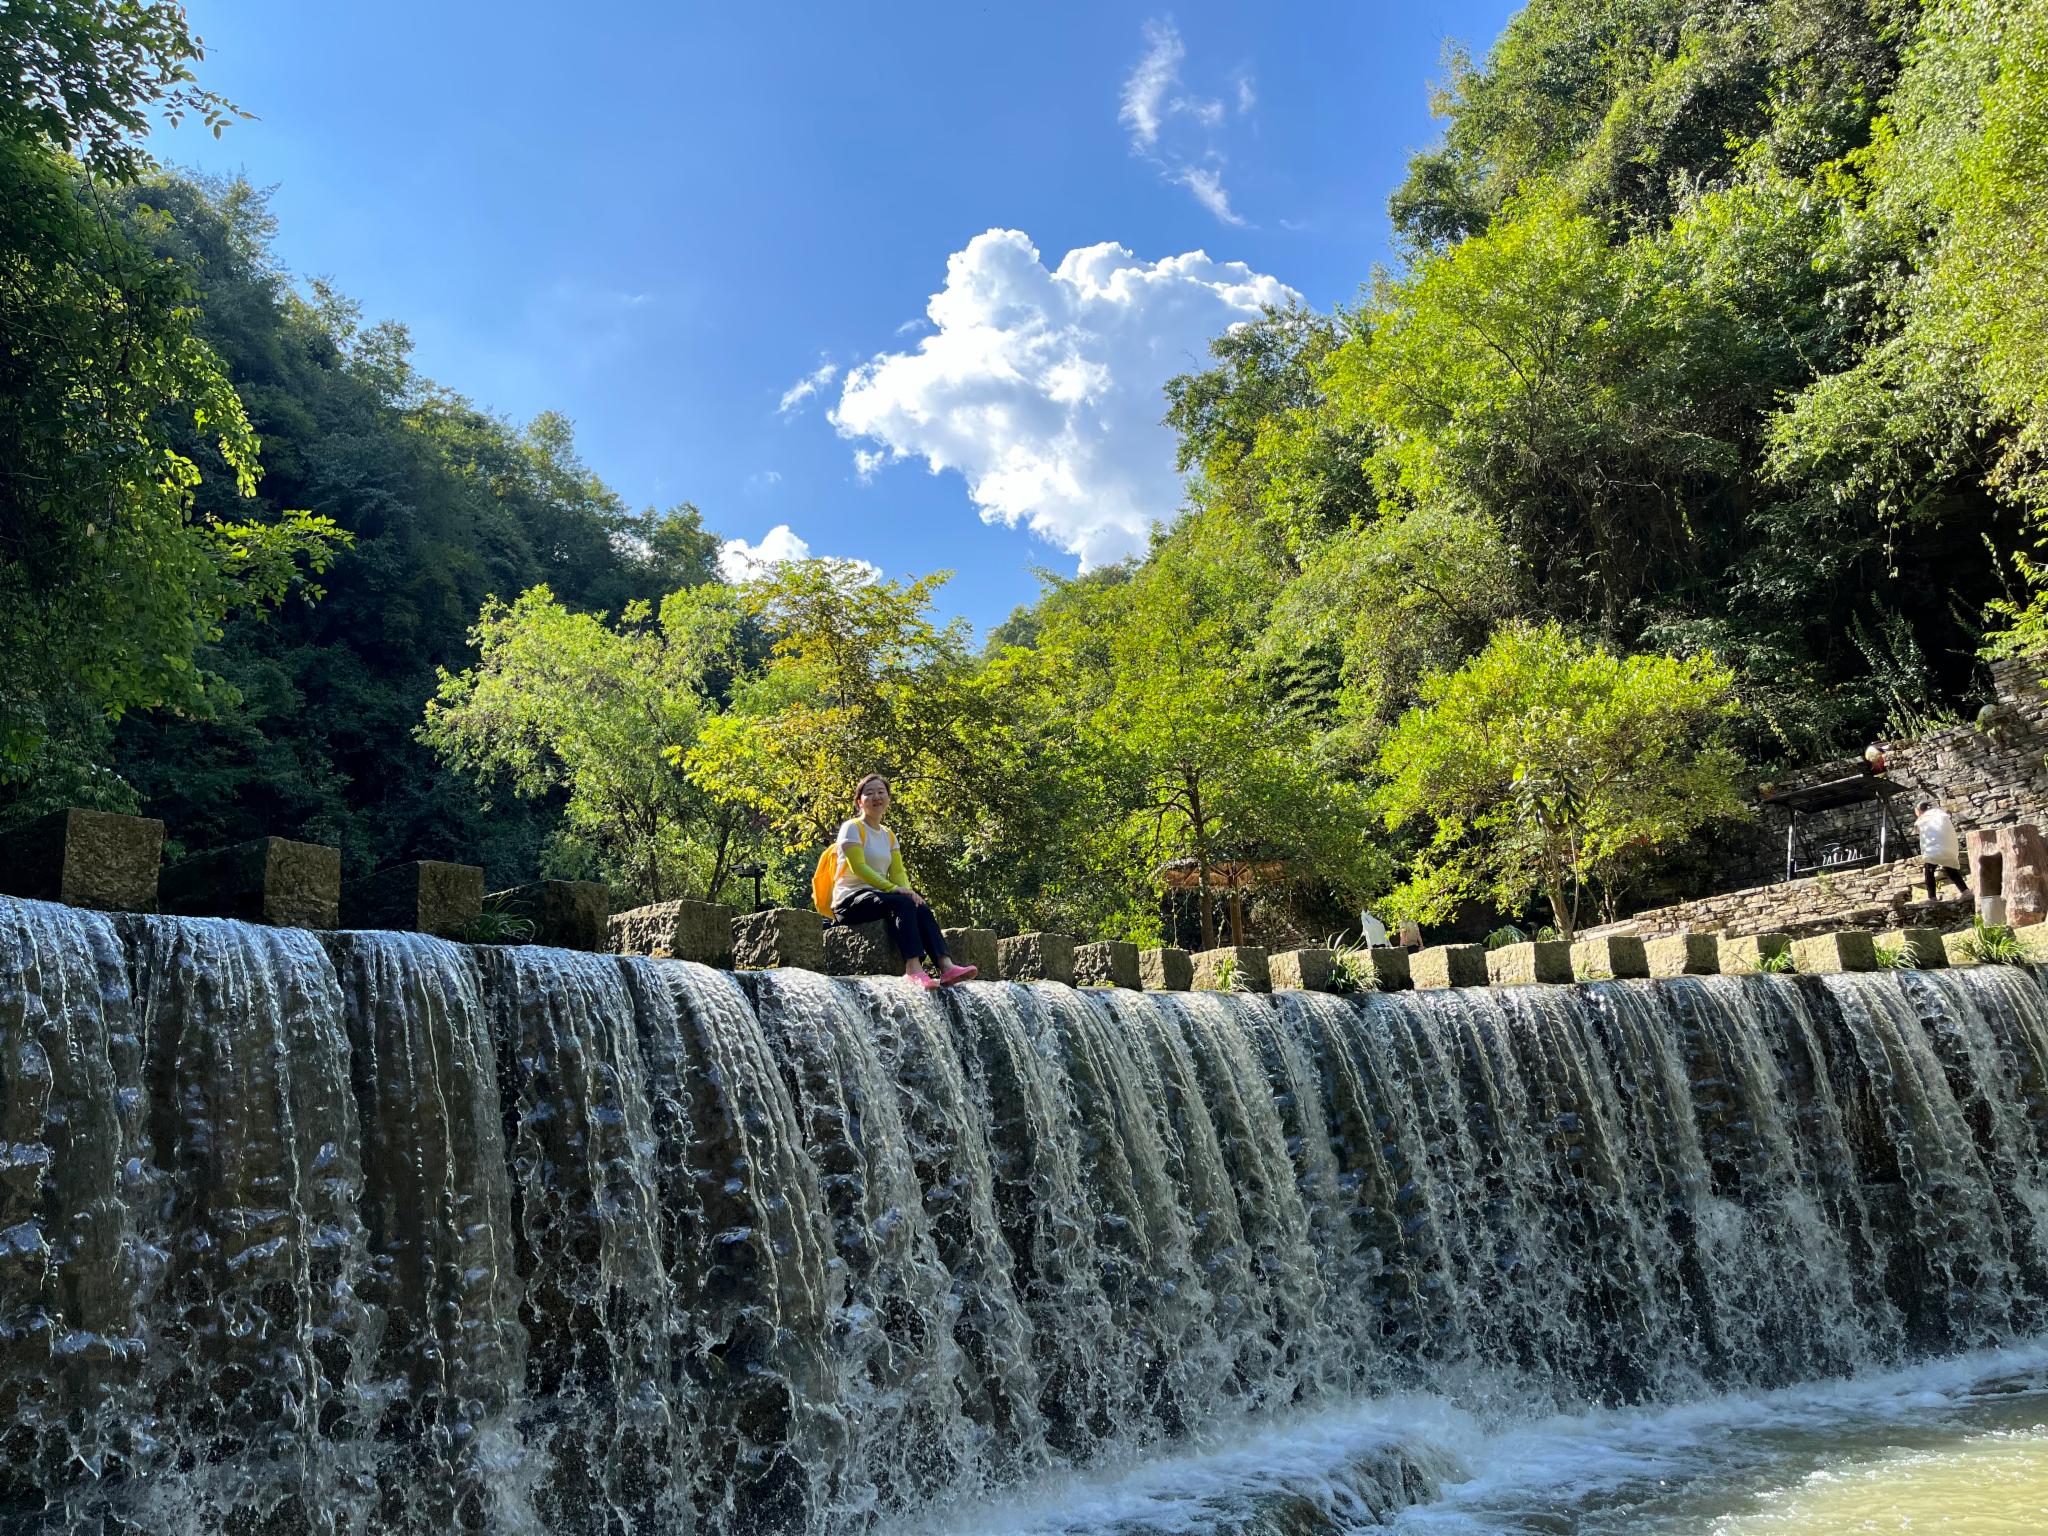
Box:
[937,962,977,986]
[911,971,944,992]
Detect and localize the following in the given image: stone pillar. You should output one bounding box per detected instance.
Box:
[1140,946,1193,991]
[341,860,485,939]
[1192,945,1270,993]
[1486,941,1573,985]
[941,926,998,978]
[0,807,164,912]
[1943,927,1982,966]
[999,932,1076,984]
[732,908,826,971]
[825,918,899,975]
[1721,932,1792,973]
[1569,936,1648,979]
[1790,930,1878,973]
[487,880,610,951]
[162,836,341,929]
[1889,926,1949,968]
[1645,933,1720,977]
[1270,948,1336,992]
[1073,940,1140,989]
[609,898,738,966]
[1368,946,1413,991]
[1967,823,2048,926]
[1411,944,1486,989]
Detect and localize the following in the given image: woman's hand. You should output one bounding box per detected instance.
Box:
[901,888,926,906]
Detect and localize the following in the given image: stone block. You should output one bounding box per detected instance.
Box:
[2016,923,2048,964]
[1192,945,1270,993]
[1270,948,1336,992]
[825,918,899,975]
[0,808,164,912]
[732,907,826,971]
[1411,944,1487,990]
[1889,926,1949,968]
[608,898,738,966]
[942,926,998,979]
[162,836,341,929]
[341,860,484,938]
[1486,940,1574,986]
[1073,939,1140,989]
[488,880,610,951]
[1721,932,1792,973]
[1368,946,1413,991]
[1790,930,1878,973]
[999,931,1076,985]
[1140,946,1193,991]
[1942,927,1982,967]
[1645,933,1720,977]
[1569,935,1647,980]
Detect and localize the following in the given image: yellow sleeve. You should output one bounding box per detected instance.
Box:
[841,839,898,891]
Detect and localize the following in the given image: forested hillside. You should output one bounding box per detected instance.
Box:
[5,0,2044,942]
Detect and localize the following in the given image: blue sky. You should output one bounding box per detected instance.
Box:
[160,0,1520,634]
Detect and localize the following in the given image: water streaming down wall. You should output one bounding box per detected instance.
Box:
[7,892,2048,1533]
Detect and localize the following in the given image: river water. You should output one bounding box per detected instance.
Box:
[6,895,2048,1534]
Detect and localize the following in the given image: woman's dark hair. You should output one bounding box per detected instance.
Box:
[855,772,890,802]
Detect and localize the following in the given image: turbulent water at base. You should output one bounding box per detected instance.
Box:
[8,897,2048,1533]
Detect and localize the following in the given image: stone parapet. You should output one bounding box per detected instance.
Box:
[1367,946,1413,991]
[342,861,483,938]
[1412,944,1486,989]
[1888,927,1949,968]
[1570,936,1647,979]
[1192,945,1269,993]
[488,880,609,951]
[1487,941,1573,986]
[825,919,899,975]
[0,808,164,912]
[1140,947,1193,991]
[1073,940,1139,989]
[942,927,998,978]
[1646,933,1720,977]
[1791,930,1878,973]
[1270,948,1335,992]
[162,836,340,929]
[733,908,825,971]
[1000,932,1076,984]
[1720,932,1792,973]
[609,899,737,965]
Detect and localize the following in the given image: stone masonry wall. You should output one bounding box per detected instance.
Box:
[1593,657,2048,940]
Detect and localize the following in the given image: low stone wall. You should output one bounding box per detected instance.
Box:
[1585,861,1970,942]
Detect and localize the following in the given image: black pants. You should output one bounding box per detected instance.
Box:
[834,888,949,965]
[1925,861,1970,900]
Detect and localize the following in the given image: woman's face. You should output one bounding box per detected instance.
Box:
[858,779,890,815]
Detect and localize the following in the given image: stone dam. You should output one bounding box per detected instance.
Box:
[8,892,2048,1533]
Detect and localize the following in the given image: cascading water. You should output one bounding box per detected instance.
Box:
[8,892,2048,1534]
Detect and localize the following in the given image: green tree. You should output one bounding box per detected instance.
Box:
[420,584,749,903]
[0,5,342,808]
[1377,621,1743,937]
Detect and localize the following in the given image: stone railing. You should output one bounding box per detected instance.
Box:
[10,806,2039,996]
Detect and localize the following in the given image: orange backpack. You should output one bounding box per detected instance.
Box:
[811,845,841,917]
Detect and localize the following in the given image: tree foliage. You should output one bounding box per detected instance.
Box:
[1377,624,1743,937]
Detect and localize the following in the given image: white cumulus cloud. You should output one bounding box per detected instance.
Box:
[830,228,1298,569]
[777,360,839,416]
[718,524,880,584]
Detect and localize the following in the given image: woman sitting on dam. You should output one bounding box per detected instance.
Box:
[829,773,976,990]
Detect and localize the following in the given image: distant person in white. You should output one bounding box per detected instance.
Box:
[1915,800,1970,901]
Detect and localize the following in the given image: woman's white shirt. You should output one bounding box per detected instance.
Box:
[833,818,897,903]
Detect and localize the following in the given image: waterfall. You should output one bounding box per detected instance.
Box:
[9,892,2048,1533]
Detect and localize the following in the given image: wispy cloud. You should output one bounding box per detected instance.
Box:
[1117,19,1253,227]
[777,359,839,416]
[1119,19,1183,150]
[1173,166,1244,226]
